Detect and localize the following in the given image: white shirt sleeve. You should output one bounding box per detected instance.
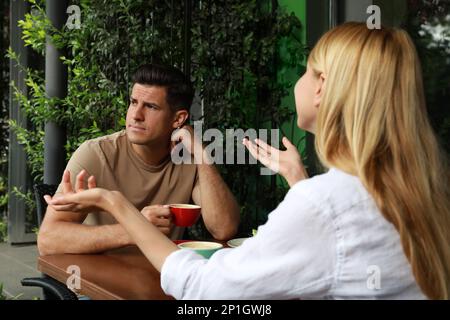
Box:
[160,185,338,299]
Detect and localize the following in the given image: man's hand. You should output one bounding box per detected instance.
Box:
[140,205,174,236]
[171,125,205,163]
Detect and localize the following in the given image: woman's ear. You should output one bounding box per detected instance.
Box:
[172,109,189,129]
[313,73,326,108]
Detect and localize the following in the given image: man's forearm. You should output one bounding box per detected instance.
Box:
[38,222,132,255]
[197,162,240,240]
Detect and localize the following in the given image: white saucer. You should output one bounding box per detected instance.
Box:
[227,237,249,248]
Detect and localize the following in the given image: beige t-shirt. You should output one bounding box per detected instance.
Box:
[55,130,198,239]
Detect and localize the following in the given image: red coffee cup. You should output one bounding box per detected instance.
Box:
[169,204,201,227]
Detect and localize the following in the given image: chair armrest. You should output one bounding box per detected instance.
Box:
[21,276,79,300]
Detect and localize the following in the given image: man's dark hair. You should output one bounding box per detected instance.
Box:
[131,64,195,112]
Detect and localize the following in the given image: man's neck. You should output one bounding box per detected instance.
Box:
[131,142,171,166]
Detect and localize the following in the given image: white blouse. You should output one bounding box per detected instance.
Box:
[161,168,426,299]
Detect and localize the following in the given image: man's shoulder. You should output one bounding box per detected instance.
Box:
[70,130,126,164]
[80,130,127,153]
[83,130,127,146]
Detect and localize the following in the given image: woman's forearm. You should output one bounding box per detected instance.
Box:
[104,191,179,271]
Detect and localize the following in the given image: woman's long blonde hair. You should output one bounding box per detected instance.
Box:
[309,22,450,299]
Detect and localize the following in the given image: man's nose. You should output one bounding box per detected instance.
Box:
[131,104,145,121]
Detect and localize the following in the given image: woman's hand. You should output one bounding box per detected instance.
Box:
[45,187,113,214]
[44,169,113,214]
[243,136,308,187]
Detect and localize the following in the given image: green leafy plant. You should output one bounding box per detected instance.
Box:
[0,215,7,243]
[0,283,7,300]
[405,0,450,153]
[11,187,37,233]
[0,283,24,300]
[189,1,308,235]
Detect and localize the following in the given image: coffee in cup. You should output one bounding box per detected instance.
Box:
[177,241,223,258]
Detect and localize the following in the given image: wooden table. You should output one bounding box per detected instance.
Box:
[38,245,172,300]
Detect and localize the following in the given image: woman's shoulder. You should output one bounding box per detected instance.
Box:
[288,167,373,214]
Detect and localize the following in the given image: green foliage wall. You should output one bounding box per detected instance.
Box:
[405,0,450,154]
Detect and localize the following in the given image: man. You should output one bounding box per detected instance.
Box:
[38,64,240,255]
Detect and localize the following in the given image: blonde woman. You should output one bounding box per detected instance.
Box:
[46,22,450,299]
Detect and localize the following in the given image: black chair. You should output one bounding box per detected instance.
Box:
[21,183,79,300]
[21,275,78,300]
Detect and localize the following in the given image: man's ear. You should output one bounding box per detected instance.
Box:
[313,73,326,108]
[172,109,189,129]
